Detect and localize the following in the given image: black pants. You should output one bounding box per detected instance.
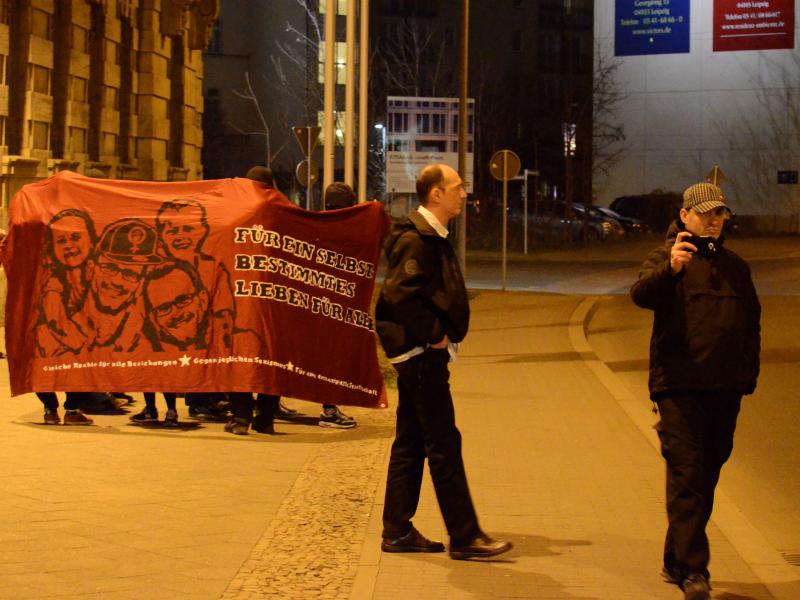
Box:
[37,392,89,411]
[656,391,741,579]
[228,393,279,421]
[382,349,481,545]
[143,393,177,411]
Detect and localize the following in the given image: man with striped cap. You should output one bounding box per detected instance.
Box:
[630,182,761,600]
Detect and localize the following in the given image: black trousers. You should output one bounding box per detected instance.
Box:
[656,391,741,579]
[382,349,481,545]
[37,392,89,411]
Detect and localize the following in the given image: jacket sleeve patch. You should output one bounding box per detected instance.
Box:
[403,259,420,276]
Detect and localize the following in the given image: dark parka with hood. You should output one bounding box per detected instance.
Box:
[630,220,761,398]
[375,210,469,359]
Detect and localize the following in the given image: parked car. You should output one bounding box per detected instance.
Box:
[572,203,626,241]
[610,193,682,233]
[593,205,648,235]
[529,202,625,243]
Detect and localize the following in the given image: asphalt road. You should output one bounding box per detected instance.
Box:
[466,234,800,565]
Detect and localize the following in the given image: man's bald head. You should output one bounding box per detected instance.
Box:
[416,164,448,205]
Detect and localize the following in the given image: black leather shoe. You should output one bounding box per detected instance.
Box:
[381,527,445,553]
[251,414,275,434]
[449,534,512,560]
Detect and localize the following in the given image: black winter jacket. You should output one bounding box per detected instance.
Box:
[375,210,469,359]
[630,221,761,398]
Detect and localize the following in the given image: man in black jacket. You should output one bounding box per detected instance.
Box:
[631,182,761,600]
[376,163,512,560]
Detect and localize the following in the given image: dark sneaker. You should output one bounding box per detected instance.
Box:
[275,402,300,421]
[682,573,711,600]
[44,408,60,425]
[104,393,129,410]
[130,407,158,423]
[189,405,215,420]
[163,409,179,427]
[63,409,93,425]
[381,527,445,553]
[224,418,249,435]
[319,406,356,429]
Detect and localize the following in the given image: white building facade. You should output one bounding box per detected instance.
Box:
[594,0,799,226]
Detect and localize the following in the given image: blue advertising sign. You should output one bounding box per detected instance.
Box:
[615,0,690,56]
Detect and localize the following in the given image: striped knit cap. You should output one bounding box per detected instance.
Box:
[682,183,730,214]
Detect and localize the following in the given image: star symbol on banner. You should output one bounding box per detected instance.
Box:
[287,361,294,372]
[179,354,191,367]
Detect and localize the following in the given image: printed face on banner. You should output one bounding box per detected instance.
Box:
[156,201,209,263]
[144,263,210,350]
[50,215,93,268]
[91,257,145,313]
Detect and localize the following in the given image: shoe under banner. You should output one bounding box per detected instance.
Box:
[1,171,389,408]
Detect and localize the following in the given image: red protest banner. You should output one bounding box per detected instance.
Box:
[2,171,389,407]
[714,0,795,52]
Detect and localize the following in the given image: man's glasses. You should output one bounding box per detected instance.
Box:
[153,292,196,318]
[98,262,142,283]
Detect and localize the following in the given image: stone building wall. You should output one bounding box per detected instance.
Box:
[0,0,219,207]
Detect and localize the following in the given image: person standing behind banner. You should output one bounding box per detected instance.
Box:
[36,209,97,356]
[631,182,760,600]
[313,182,361,429]
[0,227,93,424]
[375,163,512,559]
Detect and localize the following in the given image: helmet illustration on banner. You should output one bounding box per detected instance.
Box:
[97,219,163,265]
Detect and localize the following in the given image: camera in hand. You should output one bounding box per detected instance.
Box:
[685,235,718,259]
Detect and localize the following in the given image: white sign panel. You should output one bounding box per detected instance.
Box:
[386,152,474,194]
[385,96,475,194]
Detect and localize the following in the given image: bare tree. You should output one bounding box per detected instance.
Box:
[591,44,628,197]
[718,51,800,229]
[227,71,288,168]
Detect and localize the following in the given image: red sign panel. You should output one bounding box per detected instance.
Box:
[714,0,795,51]
[1,172,389,407]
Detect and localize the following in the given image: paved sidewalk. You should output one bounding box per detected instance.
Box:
[1,288,798,598]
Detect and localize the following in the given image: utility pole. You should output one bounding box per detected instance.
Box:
[344,0,356,188]
[457,0,469,274]
[357,0,369,202]
[323,0,336,198]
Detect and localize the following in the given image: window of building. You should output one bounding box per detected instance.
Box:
[0,0,8,25]
[29,64,51,95]
[72,25,90,53]
[431,113,445,134]
[0,54,5,85]
[104,85,119,110]
[31,120,50,149]
[388,112,408,133]
[319,0,347,16]
[415,139,446,152]
[390,139,409,152]
[207,19,223,54]
[102,132,118,156]
[31,8,53,41]
[317,41,347,85]
[69,127,87,153]
[416,113,429,133]
[70,76,88,102]
[0,115,6,146]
